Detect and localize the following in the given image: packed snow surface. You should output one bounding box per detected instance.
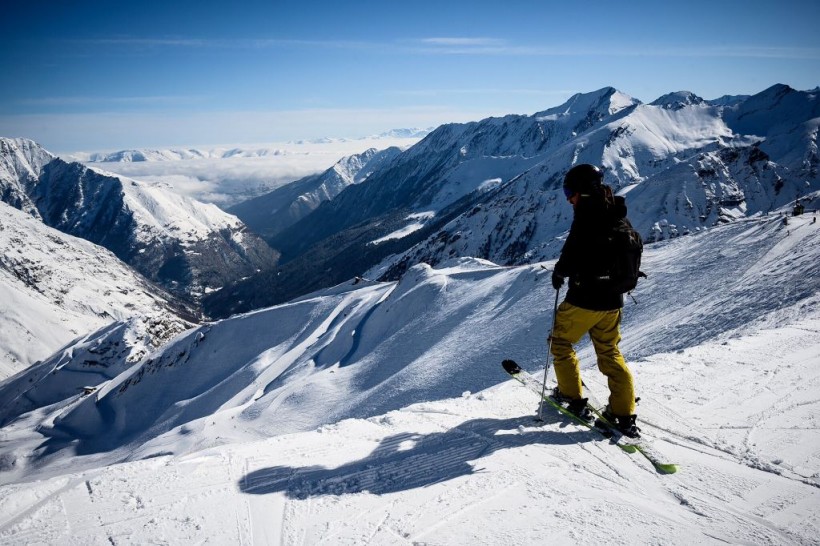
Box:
[0,213,818,544]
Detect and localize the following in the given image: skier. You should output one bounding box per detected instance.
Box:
[549,164,640,437]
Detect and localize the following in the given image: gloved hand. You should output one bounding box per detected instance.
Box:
[551,272,564,290]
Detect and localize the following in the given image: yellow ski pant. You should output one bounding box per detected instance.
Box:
[549,302,636,416]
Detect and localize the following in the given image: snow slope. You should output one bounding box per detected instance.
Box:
[0,209,818,543]
[0,201,192,379]
[0,296,818,543]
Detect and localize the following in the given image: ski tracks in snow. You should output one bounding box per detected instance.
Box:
[1,379,819,544]
[0,452,245,544]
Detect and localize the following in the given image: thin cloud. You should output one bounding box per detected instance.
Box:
[86,37,212,47]
[666,45,820,60]
[392,88,570,97]
[419,37,508,47]
[77,37,381,51]
[406,38,820,60]
[71,36,820,60]
[18,95,207,107]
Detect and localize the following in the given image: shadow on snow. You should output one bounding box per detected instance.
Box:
[238,414,592,498]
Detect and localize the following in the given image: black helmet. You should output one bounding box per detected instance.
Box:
[563,164,603,195]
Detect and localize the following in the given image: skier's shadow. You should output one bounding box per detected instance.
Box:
[238,413,592,498]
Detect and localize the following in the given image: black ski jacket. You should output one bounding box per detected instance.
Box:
[554,192,625,311]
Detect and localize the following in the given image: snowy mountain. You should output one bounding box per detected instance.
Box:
[0,138,54,215]
[205,84,819,317]
[0,138,279,303]
[229,146,403,242]
[370,85,818,278]
[650,90,706,110]
[72,146,305,162]
[0,208,818,543]
[369,127,434,139]
[0,201,194,379]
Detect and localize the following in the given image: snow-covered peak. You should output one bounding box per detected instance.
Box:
[371,127,434,139]
[0,138,55,214]
[0,138,54,174]
[75,147,284,162]
[598,100,738,181]
[650,90,706,110]
[707,94,751,108]
[723,83,820,136]
[534,87,640,121]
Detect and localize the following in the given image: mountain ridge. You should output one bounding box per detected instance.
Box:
[205,84,819,317]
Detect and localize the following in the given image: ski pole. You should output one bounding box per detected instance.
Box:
[537,287,561,421]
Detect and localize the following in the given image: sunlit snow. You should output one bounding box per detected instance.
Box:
[1,212,818,544]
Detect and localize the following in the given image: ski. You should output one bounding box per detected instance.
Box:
[502,359,678,474]
[589,408,679,474]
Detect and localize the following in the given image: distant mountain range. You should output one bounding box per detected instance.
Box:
[67,128,433,163]
[204,84,820,318]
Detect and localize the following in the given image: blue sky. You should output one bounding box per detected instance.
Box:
[1,0,818,153]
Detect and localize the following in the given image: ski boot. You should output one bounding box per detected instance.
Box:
[551,387,593,421]
[596,407,640,438]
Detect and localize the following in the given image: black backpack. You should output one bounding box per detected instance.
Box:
[598,192,645,294]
